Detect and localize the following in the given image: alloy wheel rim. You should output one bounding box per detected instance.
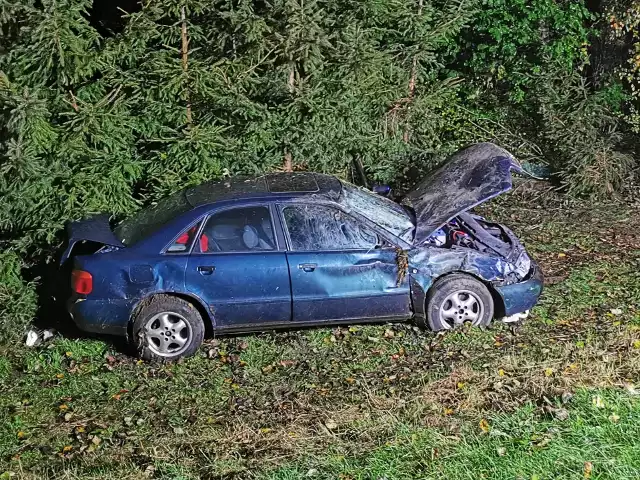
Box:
[144,311,192,357]
[438,290,484,329]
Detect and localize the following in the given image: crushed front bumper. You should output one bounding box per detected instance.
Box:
[493,262,544,316]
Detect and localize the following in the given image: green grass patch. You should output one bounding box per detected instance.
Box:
[263,388,640,480]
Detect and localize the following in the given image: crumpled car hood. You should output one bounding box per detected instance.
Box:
[405,143,523,244]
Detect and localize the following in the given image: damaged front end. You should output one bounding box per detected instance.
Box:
[403,143,542,319]
[424,212,531,285]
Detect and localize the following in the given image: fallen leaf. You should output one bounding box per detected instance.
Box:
[16,431,25,440]
[62,445,72,454]
[384,328,395,338]
[609,414,620,423]
[443,408,454,415]
[544,368,554,377]
[325,419,337,430]
[553,408,569,421]
[496,446,506,456]
[584,461,593,478]
[610,308,623,315]
[479,418,490,433]
[592,396,605,408]
[558,253,566,258]
[259,427,272,434]
[59,404,69,411]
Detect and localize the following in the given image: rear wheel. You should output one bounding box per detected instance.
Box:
[132,295,205,361]
[424,274,494,331]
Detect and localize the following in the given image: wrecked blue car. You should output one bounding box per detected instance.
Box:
[63,143,542,361]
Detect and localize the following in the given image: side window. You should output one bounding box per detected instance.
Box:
[197,206,275,253]
[283,204,378,251]
[166,221,202,253]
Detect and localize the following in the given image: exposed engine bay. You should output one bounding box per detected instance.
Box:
[424,212,531,282]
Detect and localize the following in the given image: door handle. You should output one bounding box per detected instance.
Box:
[298,263,317,272]
[197,265,215,276]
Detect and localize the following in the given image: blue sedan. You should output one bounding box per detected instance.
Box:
[63,143,542,361]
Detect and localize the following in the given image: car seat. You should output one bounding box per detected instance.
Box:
[243,225,272,250]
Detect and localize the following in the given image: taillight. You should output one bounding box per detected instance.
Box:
[71,270,93,295]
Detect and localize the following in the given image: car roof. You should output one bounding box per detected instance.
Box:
[185,172,343,207]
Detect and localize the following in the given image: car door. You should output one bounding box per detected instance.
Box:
[185,204,291,327]
[278,202,412,323]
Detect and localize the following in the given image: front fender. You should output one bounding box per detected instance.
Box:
[408,246,518,320]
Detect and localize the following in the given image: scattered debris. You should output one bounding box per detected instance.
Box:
[502,310,529,323]
[24,328,57,347]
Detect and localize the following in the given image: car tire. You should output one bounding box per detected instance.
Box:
[424,274,494,331]
[131,295,205,362]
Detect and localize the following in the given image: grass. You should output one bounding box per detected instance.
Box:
[2,183,640,479]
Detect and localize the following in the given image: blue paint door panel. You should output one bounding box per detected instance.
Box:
[286,249,411,322]
[186,253,291,326]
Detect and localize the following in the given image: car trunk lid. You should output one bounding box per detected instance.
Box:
[60,214,124,265]
[405,143,523,244]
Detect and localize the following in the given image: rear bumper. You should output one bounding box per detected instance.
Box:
[67,296,132,337]
[493,262,543,316]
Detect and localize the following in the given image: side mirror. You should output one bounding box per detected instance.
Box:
[372,185,391,197]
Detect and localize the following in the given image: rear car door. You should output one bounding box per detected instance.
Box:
[278,203,411,323]
[185,204,291,327]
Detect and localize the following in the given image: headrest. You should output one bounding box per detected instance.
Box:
[242,225,259,249]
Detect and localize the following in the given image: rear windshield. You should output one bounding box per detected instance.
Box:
[341,182,415,243]
[114,191,192,246]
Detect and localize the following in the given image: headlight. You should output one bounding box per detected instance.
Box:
[514,252,531,278]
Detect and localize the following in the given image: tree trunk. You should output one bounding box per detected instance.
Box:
[283,64,296,172]
[181,6,192,126]
[403,0,423,143]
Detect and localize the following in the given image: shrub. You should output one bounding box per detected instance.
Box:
[0,252,38,344]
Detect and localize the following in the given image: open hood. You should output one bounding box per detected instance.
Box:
[60,214,124,265]
[405,143,523,244]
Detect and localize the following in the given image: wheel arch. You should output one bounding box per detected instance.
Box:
[423,271,506,319]
[128,291,214,339]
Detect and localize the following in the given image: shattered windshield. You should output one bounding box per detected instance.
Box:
[341,182,415,243]
[114,190,192,246]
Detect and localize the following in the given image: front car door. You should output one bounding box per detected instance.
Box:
[278,202,412,323]
[185,204,291,327]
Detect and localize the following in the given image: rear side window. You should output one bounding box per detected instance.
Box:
[166,221,203,253]
[197,206,275,253]
[282,204,378,251]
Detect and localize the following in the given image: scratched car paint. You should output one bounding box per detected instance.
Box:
[62,143,543,361]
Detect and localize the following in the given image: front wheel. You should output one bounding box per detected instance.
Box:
[424,274,494,331]
[131,295,205,361]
